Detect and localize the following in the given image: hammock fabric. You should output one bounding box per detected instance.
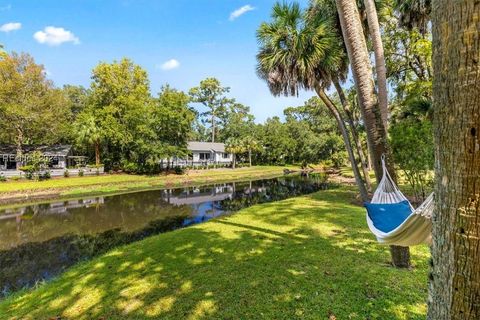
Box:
[365,157,433,246]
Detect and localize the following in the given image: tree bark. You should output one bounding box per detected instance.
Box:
[335,0,410,268]
[364,0,389,130]
[94,141,101,166]
[232,153,236,169]
[15,126,23,170]
[316,87,369,202]
[211,114,215,143]
[428,2,480,318]
[333,80,372,192]
[249,149,252,167]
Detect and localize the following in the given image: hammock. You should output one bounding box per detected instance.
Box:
[364,156,433,246]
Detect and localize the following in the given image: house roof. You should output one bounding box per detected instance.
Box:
[0,145,72,157]
[187,141,226,153]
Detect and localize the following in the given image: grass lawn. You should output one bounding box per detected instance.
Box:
[0,187,429,319]
[0,166,297,206]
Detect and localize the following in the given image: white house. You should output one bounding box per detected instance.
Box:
[169,141,233,167]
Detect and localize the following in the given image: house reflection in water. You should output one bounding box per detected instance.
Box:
[160,184,234,225]
[0,197,105,222]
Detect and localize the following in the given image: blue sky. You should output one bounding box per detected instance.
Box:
[0,0,316,122]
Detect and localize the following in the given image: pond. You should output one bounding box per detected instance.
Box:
[0,173,328,296]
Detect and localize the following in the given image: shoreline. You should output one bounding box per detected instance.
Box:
[0,166,304,208]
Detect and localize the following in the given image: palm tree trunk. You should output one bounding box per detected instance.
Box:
[249,149,252,167]
[335,0,410,268]
[316,87,369,202]
[94,141,100,166]
[15,126,23,170]
[232,154,236,169]
[364,0,388,130]
[333,80,372,192]
[428,2,480,318]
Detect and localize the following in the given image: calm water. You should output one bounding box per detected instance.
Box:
[0,173,327,296]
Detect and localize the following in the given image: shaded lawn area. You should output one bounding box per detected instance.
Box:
[0,166,296,206]
[0,187,429,319]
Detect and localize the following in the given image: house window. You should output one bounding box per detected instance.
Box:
[222,153,229,159]
[199,152,211,160]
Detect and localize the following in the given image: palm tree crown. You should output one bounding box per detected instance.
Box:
[256,1,347,97]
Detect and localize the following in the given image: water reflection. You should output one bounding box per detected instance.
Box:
[0,173,327,296]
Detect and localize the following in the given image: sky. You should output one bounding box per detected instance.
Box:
[0,0,316,123]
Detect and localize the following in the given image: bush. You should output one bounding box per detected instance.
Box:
[39,171,51,181]
[64,170,70,178]
[78,169,84,177]
[19,165,35,180]
[173,166,184,175]
[0,174,6,182]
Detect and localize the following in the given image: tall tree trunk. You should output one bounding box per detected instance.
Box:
[211,114,216,143]
[94,141,101,166]
[335,0,410,268]
[249,149,252,167]
[15,126,23,170]
[333,80,372,191]
[364,0,389,130]
[316,87,369,202]
[428,2,480,318]
[232,154,236,169]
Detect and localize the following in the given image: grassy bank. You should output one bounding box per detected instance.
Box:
[0,187,429,319]
[0,166,297,206]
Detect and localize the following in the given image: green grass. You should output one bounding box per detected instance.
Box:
[0,187,429,319]
[0,166,297,205]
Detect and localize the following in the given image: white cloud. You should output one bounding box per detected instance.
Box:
[0,22,21,32]
[158,59,180,71]
[33,26,80,46]
[229,5,255,21]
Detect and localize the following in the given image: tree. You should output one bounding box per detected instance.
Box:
[217,102,255,143]
[428,2,480,318]
[0,52,70,168]
[74,112,103,166]
[62,85,90,116]
[364,0,388,129]
[242,137,262,167]
[189,78,230,143]
[150,86,196,165]
[225,137,245,169]
[334,0,411,268]
[88,58,151,170]
[256,1,369,201]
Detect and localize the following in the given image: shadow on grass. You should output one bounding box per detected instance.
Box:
[1,188,429,320]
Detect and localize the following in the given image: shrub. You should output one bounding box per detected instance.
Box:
[19,165,35,180]
[78,169,84,177]
[39,171,51,181]
[64,170,70,178]
[10,176,21,181]
[173,166,184,175]
[0,174,6,182]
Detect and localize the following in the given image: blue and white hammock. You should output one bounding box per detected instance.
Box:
[365,157,433,246]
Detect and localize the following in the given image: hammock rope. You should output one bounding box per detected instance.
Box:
[366,156,433,246]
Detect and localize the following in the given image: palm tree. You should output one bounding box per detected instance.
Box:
[225,137,245,169]
[256,1,369,202]
[242,137,261,167]
[75,112,103,166]
[395,0,431,35]
[364,0,388,129]
[323,0,410,268]
[428,2,480,318]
